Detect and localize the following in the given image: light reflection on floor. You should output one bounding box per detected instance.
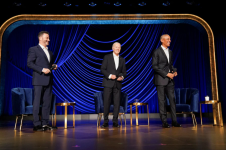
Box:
[0,117,225,150]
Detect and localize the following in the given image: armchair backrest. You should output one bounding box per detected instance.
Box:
[11,87,56,115]
[166,88,199,105]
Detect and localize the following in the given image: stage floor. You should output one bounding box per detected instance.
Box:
[0,117,225,150]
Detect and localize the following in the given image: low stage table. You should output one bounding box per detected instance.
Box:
[128,102,149,126]
[55,102,76,128]
[200,100,223,127]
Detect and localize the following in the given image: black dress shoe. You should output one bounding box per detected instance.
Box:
[42,124,53,130]
[113,123,120,128]
[162,122,170,128]
[101,123,109,128]
[172,122,182,127]
[33,125,44,131]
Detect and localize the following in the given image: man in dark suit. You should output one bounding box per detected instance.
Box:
[27,31,57,131]
[152,34,181,128]
[101,42,127,128]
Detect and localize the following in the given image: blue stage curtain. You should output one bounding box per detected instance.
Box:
[2,24,212,115]
[215,34,226,121]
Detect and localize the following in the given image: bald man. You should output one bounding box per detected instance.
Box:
[101,42,127,128]
[152,34,181,128]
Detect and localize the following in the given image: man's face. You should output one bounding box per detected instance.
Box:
[40,33,50,46]
[161,35,171,48]
[112,43,121,55]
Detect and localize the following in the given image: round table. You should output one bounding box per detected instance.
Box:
[128,102,149,126]
[54,102,76,128]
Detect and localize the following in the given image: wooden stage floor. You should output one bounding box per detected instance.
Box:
[0,117,225,150]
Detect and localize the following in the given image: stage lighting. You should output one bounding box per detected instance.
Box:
[138,2,146,6]
[186,1,194,5]
[64,2,71,7]
[162,1,170,6]
[13,2,22,6]
[38,2,47,7]
[89,2,97,7]
[104,2,111,5]
[186,1,201,6]
[114,2,121,6]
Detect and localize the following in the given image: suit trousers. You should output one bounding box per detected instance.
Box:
[33,84,52,126]
[103,82,121,124]
[156,80,177,123]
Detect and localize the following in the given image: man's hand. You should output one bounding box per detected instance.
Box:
[167,73,174,79]
[173,72,178,77]
[111,75,117,80]
[53,64,58,70]
[42,68,51,74]
[117,77,123,81]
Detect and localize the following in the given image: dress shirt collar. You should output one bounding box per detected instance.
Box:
[161,45,169,51]
[39,44,48,50]
[113,52,119,58]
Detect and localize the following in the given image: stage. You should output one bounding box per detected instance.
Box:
[0,117,225,150]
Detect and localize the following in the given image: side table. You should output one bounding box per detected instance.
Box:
[128,102,149,126]
[200,100,223,127]
[55,102,76,128]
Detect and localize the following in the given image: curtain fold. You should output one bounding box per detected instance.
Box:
[3,24,211,115]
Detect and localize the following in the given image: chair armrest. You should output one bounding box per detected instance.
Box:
[190,89,199,112]
[11,91,25,115]
[94,92,103,114]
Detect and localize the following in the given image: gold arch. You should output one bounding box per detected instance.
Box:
[0,14,221,125]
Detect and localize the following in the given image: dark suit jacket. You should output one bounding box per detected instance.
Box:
[27,45,54,86]
[152,46,177,85]
[101,53,127,89]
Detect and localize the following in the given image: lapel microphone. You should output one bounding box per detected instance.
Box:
[50,64,56,71]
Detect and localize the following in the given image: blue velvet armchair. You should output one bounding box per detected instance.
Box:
[94,91,128,126]
[166,88,199,126]
[11,87,56,130]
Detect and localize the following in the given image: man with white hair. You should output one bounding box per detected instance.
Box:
[101,42,127,128]
[152,34,181,128]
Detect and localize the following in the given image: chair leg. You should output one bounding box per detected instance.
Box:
[20,114,24,131]
[119,114,122,126]
[191,113,195,126]
[52,115,54,126]
[99,114,102,126]
[14,116,18,130]
[193,113,197,126]
[97,114,99,127]
[123,114,126,127]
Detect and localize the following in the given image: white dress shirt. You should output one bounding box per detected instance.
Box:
[39,44,50,62]
[161,45,170,74]
[113,52,119,70]
[161,45,169,63]
[108,53,123,79]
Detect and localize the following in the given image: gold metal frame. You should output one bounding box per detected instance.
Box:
[129,102,149,126]
[200,100,223,127]
[167,112,197,126]
[0,14,220,125]
[97,113,126,127]
[55,102,75,128]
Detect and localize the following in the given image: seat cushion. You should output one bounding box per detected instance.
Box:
[167,104,191,113]
[25,106,33,114]
[100,105,125,113]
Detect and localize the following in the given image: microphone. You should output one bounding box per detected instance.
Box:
[50,64,57,71]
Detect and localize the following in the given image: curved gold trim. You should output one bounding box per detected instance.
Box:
[0,14,219,123]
